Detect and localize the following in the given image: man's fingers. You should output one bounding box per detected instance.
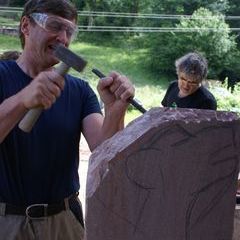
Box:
[97,77,113,91]
[44,71,65,91]
[119,86,135,102]
[22,70,65,109]
[45,80,62,98]
[97,70,135,107]
[108,71,120,79]
[41,94,57,109]
[109,74,126,93]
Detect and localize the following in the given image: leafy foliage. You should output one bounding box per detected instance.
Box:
[146,8,237,78]
[211,82,240,112]
[146,0,229,15]
[9,0,24,7]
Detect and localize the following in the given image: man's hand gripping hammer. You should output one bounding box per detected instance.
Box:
[18,44,87,132]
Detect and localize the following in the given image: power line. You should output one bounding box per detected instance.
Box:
[0,7,240,33]
[77,11,240,20]
[77,26,240,32]
[0,24,239,33]
[0,7,240,20]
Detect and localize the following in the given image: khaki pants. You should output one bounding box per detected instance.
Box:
[233,206,240,240]
[0,203,84,240]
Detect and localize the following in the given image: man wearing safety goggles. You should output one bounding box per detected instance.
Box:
[30,12,78,40]
[0,0,135,239]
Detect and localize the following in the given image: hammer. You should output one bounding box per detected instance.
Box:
[18,44,87,132]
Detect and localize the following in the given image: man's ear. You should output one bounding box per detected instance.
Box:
[20,16,31,36]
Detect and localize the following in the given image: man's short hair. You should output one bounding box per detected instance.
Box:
[19,0,78,48]
[175,52,208,82]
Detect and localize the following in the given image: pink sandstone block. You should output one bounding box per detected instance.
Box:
[85,107,240,240]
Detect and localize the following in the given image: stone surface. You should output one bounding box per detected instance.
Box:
[233,206,240,240]
[85,108,240,240]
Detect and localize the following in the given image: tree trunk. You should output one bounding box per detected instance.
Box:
[131,0,139,13]
[86,0,96,28]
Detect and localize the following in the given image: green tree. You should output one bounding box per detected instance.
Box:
[225,0,240,45]
[134,0,230,42]
[81,0,141,28]
[9,0,25,6]
[146,8,237,78]
[0,0,10,6]
[71,0,85,10]
[147,0,229,15]
[79,0,143,42]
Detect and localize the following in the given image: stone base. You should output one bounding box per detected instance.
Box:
[233,206,240,240]
[86,108,240,240]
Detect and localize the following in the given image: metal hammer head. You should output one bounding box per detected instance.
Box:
[53,44,87,72]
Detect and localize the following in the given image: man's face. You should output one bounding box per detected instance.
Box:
[23,13,77,67]
[177,71,201,97]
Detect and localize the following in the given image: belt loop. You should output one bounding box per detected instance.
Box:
[64,197,70,210]
[0,203,6,216]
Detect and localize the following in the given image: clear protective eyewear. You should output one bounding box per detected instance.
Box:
[29,13,78,41]
[180,78,199,86]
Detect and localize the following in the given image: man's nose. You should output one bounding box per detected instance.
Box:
[56,30,69,45]
[181,80,187,86]
[184,81,191,87]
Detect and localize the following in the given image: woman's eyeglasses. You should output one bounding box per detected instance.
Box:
[180,77,200,86]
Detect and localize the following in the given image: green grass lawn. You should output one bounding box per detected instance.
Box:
[70,40,168,107]
[0,34,21,52]
[70,40,168,122]
[0,34,239,124]
[0,15,19,26]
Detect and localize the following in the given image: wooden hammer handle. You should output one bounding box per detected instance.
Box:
[18,63,70,133]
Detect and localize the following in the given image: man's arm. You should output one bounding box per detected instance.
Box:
[0,70,65,143]
[82,71,134,151]
[0,94,28,143]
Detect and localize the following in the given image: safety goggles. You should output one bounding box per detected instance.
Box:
[29,13,78,41]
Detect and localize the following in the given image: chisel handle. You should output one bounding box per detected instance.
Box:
[92,68,147,114]
[18,63,70,133]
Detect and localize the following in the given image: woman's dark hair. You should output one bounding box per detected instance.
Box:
[19,0,78,48]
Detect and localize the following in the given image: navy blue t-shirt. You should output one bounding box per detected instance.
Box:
[161,80,217,110]
[0,60,101,205]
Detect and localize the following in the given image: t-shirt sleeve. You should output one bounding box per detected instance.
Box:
[161,89,168,106]
[161,81,175,107]
[82,82,102,119]
[0,64,3,104]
